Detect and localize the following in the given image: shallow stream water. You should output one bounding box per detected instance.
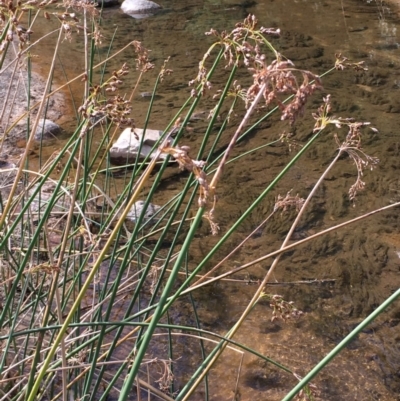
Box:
[19,0,400,400]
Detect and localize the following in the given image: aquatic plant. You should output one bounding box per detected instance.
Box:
[0,3,398,401]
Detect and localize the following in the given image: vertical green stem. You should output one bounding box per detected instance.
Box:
[117,208,205,401]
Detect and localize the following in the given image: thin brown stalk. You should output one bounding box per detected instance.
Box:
[83,6,89,100]
[137,376,142,401]
[128,70,144,102]
[208,81,267,196]
[146,363,149,401]
[0,55,19,131]
[151,332,243,353]
[232,353,244,401]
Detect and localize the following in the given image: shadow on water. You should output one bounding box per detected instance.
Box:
[20,0,400,399]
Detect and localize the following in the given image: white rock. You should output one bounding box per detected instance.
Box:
[109,127,166,164]
[127,200,161,223]
[121,0,161,17]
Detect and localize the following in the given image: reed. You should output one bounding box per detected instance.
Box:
[0,3,397,401]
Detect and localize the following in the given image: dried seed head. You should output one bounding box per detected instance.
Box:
[261,292,304,322]
[131,40,154,72]
[274,191,305,213]
[313,95,379,203]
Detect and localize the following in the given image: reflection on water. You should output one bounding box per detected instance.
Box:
[29,0,400,399]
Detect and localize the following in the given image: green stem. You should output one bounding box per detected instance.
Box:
[26,151,162,401]
[282,287,400,401]
[117,208,205,401]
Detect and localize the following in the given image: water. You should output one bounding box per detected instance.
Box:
[22,0,400,399]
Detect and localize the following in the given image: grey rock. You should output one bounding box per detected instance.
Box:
[34,119,62,141]
[127,200,161,223]
[121,0,161,18]
[109,127,167,164]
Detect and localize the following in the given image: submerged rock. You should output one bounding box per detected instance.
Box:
[121,0,161,18]
[0,49,67,154]
[109,127,167,164]
[28,182,71,217]
[34,119,62,141]
[5,119,63,152]
[127,200,161,223]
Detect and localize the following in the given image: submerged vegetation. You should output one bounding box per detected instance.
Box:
[0,1,399,400]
